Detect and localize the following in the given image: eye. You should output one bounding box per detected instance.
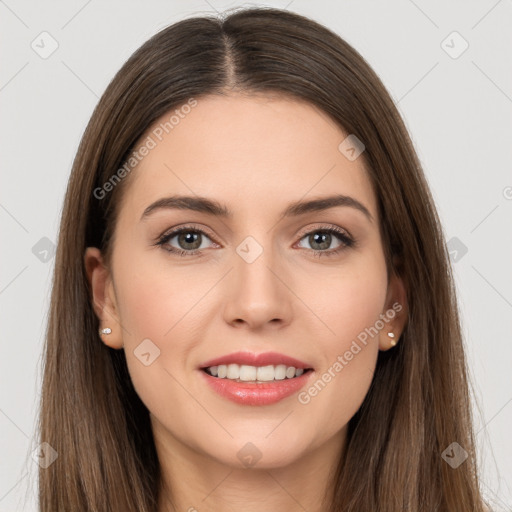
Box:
[155,225,217,257]
[296,226,355,258]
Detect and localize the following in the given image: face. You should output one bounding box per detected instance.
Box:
[86,93,406,470]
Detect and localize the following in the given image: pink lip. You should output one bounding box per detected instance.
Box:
[199,351,313,370]
[198,368,314,406]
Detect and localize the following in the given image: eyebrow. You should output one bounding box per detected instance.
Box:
[140,194,373,223]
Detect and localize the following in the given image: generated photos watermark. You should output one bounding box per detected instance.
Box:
[297,301,403,405]
[93,97,198,200]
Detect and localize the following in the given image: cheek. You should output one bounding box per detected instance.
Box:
[294,253,387,427]
[113,248,209,343]
[112,251,221,406]
[333,272,387,342]
[301,252,388,347]
[112,256,207,420]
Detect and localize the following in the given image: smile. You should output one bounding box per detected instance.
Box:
[203,363,311,382]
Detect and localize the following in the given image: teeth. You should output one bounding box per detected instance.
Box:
[206,364,306,381]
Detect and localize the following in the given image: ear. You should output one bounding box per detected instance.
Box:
[378,269,408,351]
[84,247,124,350]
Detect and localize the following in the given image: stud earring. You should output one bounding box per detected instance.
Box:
[387,332,397,346]
[99,327,112,336]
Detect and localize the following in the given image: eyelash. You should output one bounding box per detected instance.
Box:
[155,224,356,258]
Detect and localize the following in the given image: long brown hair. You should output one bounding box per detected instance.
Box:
[37,6,487,511]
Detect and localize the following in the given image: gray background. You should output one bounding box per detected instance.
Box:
[1,0,511,510]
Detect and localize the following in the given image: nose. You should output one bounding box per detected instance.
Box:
[222,240,293,331]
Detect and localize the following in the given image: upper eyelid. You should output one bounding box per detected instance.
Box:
[159,224,217,243]
[296,223,352,240]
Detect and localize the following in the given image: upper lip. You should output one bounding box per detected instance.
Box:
[199,351,314,370]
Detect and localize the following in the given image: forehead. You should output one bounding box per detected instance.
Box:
[121,93,377,223]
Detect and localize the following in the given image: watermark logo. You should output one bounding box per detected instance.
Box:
[441,31,469,60]
[32,236,56,263]
[236,236,264,264]
[237,442,262,468]
[441,442,468,468]
[447,236,468,263]
[32,442,58,468]
[134,338,161,366]
[31,31,59,59]
[338,134,365,161]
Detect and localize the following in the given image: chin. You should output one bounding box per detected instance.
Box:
[202,429,311,470]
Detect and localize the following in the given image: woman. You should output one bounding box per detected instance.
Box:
[38,6,488,511]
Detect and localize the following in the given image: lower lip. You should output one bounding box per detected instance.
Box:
[199,369,314,406]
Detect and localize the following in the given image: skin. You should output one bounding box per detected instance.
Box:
[85,93,407,512]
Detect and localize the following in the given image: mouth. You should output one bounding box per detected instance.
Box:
[198,361,315,406]
[201,364,314,383]
[198,350,314,384]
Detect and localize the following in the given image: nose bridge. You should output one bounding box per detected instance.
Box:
[235,232,280,298]
[223,231,291,327]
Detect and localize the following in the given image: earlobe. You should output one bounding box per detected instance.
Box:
[84,247,124,350]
